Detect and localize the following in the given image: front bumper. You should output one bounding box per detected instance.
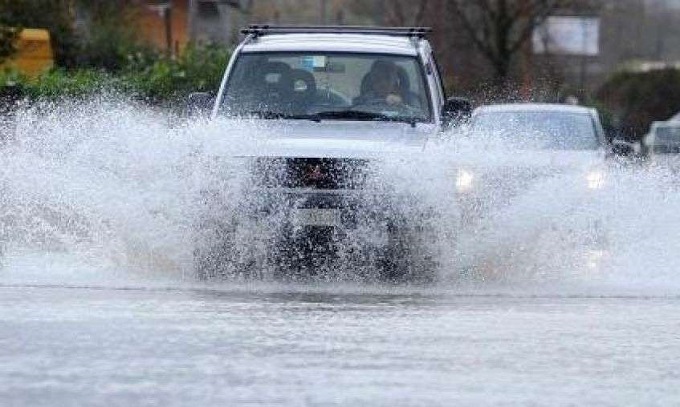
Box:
[246,186,393,230]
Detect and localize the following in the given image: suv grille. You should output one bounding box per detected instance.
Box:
[253,157,369,190]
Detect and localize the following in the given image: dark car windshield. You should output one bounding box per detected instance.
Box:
[470,111,600,150]
[651,125,680,153]
[219,52,432,123]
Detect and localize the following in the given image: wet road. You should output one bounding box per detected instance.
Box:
[3,101,680,406]
[2,282,679,406]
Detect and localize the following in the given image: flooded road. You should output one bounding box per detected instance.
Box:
[2,282,679,407]
[3,100,680,405]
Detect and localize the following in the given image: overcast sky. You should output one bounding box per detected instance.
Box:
[650,0,680,8]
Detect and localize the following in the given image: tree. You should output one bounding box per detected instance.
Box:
[73,0,146,70]
[0,0,148,70]
[383,0,430,26]
[345,0,430,26]
[448,0,569,87]
[597,68,680,140]
[0,26,19,64]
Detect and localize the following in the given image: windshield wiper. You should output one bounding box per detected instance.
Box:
[311,110,420,127]
[240,111,321,122]
[240,110,421,127]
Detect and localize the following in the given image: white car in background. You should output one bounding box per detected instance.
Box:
[645,121,680,155]
[455,103,609,223]
[643,120,680,174]
[451,103,612,272]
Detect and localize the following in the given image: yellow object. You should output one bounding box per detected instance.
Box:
[2,28,54,78]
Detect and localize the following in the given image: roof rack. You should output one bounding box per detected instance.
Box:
[241,25,432,38]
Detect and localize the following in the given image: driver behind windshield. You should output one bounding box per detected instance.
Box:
[354,60,406,107]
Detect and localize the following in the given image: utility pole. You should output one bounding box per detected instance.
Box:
[163,4,172,57]
[374,0,385,26]
[188,0,195,43]
[320,0,327,24]
[579,17,587,96]
[148,1,173,58]
[520,0,533,100]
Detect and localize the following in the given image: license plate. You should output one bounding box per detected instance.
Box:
[293,208,342,227]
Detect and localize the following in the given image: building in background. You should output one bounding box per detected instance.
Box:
[136,0,189,56]
[188,0,253,45]
[130,0,252,57]
[130,0,365,55]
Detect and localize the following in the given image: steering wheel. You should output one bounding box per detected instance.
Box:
[353,96,419,116]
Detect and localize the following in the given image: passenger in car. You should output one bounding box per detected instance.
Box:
[258,61,293,110]
[289,69,317,114]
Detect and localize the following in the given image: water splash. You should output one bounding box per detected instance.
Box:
[1,97,204,281]
[1,97,680,294]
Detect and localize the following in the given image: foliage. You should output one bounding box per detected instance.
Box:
[597,68,680,139]
[0,26,20,63]
[74,0,151,71]
[22,69,115,99]
[120,43,231,103]
[0,0,151,70]
[0,44,231,106]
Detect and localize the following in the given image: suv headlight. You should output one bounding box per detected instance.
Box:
[456,169,475,193]
[586,169,605,190]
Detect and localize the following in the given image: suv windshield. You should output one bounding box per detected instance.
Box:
[470,111,600,150]
[220,52,432,123]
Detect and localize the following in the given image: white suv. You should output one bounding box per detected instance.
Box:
[193,26,465,281]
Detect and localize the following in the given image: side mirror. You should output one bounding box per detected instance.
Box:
[442,97,472,129]
[186,92,215,117]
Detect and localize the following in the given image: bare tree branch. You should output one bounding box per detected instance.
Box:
[387,1,405,26]
[508,0,567,54]
[413,0,430,26]
[449,0,572,85]
[449,0,496,62]
[384,0,430,27]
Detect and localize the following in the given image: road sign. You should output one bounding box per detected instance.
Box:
[533,16,600,56]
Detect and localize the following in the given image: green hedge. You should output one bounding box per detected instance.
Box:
[0,43,231,107]
[120,44,231,103]
[597,68,680,139]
